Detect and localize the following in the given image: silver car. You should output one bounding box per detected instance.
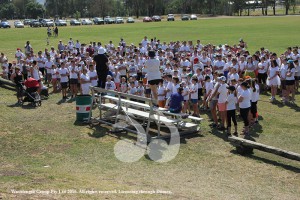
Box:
[14,21,24,28]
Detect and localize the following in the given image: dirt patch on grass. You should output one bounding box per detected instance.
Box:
[0,170,25,177]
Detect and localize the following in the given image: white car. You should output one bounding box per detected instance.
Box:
[14,21,24,28]
[190,14,197,20]
[81,19,92,25]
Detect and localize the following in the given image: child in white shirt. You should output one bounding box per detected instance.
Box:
[190,78,199,117]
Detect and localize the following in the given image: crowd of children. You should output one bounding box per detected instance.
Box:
[0,38,299,137]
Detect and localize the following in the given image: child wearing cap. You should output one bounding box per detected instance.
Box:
[226,86,238,137]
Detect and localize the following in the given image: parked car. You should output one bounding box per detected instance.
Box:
[104,16,111,24]
[14,21,24,28]
[41,19,54,27]
[143,17,152,22]
[190,14,197,20]
[55,19,67,26]
[181,14,189,21]
[93,17,104,25]
[126,17,135,23]
[30,20,41,27]
[152,15,161,22]
[115,17,124,24]
[81,19,93,25]
[0,21,11,28]
[24,19,31,25]
[70,19,81,26]
[167,14,175,21]
[106,18,115,24]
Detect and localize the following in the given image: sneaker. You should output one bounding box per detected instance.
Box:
[227,133,232,137]
[233,132,238,137]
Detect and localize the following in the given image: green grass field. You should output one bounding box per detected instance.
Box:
[0,16,300,200]
[1,16,300,61]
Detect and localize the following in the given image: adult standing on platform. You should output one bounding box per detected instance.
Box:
[93,47,108,88]
[145,50,162,101]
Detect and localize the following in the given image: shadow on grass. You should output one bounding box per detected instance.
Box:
[7,102,38,109]
[270,99,300,112]
[0,84,16,91]
[57,98,67,105]
[230,149,300,173]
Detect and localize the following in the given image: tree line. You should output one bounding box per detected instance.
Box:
[0,0,298,19]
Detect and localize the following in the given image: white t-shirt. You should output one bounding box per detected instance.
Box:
[80,73,90,94]
[226,93,237,111]
[217,83,228,103]
[239,89,251,109]
[205,81,214,95]
[190,83,198,100]
[166,81,173,98]
[173,83,180,94]
[105,81,116,91]
[44,60,53,73]
[258,61,267,74]
[88,70,98,86]
[251,84,260,102]
[145,58,161,81]
[59,68,69,83]
[182,86,190,101]
[136,86,145,97]
[286,68,295,81]
[69,66,79,79]
[214,60,225,73]
[113,71,121,83]
[129,87,137,95]
[128,64,138,76]
[158,85,166,101]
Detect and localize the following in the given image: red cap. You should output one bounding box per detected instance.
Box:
[194,58,199,64]
[17,48,20,50]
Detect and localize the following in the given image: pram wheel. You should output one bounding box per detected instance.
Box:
[38,101,42,106]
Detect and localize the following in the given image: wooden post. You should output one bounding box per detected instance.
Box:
[228,136,300,162]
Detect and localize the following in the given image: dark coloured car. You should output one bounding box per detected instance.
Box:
[104,16,111,24]
[127,17,135,23]
[106,18,115,24]
[93,17,104,25]
[143,17,152,22]
[24,19,31,25]
[152,15,161,22]
[30,20,41,27]
[167,14,175,21]
[181,14,189,21]
[70,19,81,26]
[0,21,11,28]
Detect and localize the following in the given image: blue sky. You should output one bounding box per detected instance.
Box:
[37,0,45,4]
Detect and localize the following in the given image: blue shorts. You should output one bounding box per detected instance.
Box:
[191,99,198,104]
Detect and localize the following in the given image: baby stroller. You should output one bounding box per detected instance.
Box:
[22,78,42,107]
